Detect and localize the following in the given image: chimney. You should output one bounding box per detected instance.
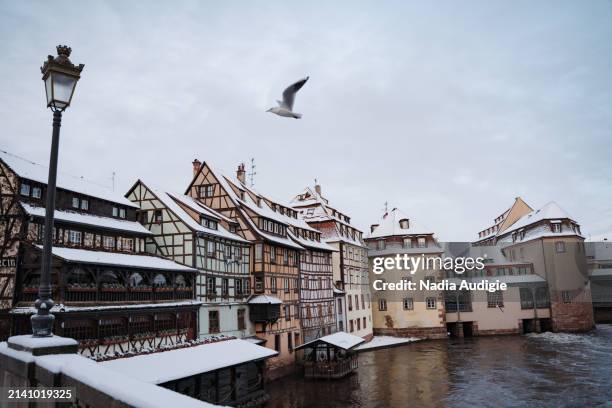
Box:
[192,159,201,177]
[236,163,246,184]
[314,183,322,196]
[370,224,379,233]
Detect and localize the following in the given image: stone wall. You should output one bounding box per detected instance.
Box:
[550,301,595,333]
[373,326,448,339]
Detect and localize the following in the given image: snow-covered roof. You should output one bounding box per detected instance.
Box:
[36,245,196,272]
[287,230,336,252]
[168,192,235,224]
[141,182,247,243]
[296,331,365,351]
[502,202,575,236]
[247,294,282,304]
[20,202,152,235]
[100,338,277,384]
[10,301,202,315]
[367,208,434,239]
[0,150,137,208]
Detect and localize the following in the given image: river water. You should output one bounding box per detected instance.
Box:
[266,325,612,408]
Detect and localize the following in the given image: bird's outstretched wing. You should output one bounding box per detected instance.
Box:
[281,76,309,110]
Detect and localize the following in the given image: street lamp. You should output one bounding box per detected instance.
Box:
[31,45,84,337]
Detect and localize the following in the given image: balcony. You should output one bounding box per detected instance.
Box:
[249,304,281,323]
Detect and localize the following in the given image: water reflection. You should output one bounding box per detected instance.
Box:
[266,325,612,408]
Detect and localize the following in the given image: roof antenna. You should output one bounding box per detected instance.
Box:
[248,158,256,187]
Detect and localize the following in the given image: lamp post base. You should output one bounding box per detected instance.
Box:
[31,312,55,337]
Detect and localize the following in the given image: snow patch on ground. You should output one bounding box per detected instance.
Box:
[356,335,421,351]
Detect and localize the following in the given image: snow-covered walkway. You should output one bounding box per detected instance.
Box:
[356,336,421,351]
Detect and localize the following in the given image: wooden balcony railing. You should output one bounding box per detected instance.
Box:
[303,355,359,379]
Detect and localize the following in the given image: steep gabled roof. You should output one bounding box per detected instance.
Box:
[501,201,577,236]
[367,208,434,239]
[0,150,137,208]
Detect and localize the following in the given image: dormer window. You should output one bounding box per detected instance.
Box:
[32,186,42,199]
[72,197,80,209]
[417,237,426,248]
[307,208,314,216]
[551,223,561,233]
[399,219,409,229]
[20,183,31,196]
[80,199,89,211]
[403,238,412,248]
[201,217,218,230]
[377,240,386,250]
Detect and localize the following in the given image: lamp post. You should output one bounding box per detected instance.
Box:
[31,45,84,337]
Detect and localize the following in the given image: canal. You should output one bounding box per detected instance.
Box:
[266,325,612,408]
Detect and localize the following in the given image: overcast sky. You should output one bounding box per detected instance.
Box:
[1,1,611,241]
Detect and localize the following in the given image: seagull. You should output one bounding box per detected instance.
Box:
[267,76,309,119]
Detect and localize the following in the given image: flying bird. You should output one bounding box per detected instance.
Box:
[267,76,309,119]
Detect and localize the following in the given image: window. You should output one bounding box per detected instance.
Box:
[403,297,414,310]
[284,304,291,321]
[555,241,566,253]
[487,291,504,308]
[207,277,216,295]
[20,183,31,196]
[103,236,115,250]
[81,199,89,210]
[426,297,436,309]
[222,278,229,296]
[356,318,361,330]
[551,223,562,233]
[338,320,344,331]
[337,298,343,314]
[270,277,277,293]
[378,298,387,311]
[348,295,353,311]
[520,287,534,309]
[355,294,359,310]
[32,186,42,199]
[403,238,412,248]
[112,207,119,217]
[119,237,134,252]
[535,287,550,308]
[237,309,246,330]
[418,237,426,248]
[208,311,219,334]
[255,276,263,292]
[235,246,242,260]
[562,290,572,303]
[153,210,162,223]
[200,184,214,198]
[284,278,290,293]
[363,317,366,329]
[349,320,354,332]
[119,208,126,219]
[139,211,148,224]
[274,334,281,351]
[288,332,293,352]
[72,197,80,209]
[377,240,386,250]
[236,279,243,295]
[283,249,288,265]
[225,245,232,260]
[255,244,263,261]
[68,230,82,245]
[153,274,167,286]
[270,246,276,263]
[207,241,216,258]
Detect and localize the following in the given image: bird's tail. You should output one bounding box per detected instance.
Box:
[294,113,302,119]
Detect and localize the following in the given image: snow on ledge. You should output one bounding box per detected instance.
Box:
[356,336,421,351]
[8,335,78,350]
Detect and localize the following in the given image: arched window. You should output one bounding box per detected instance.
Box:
[153,273,167,287]
[99,270,121,286]
[129,272,144,287]
[175,274,186,287]
[67,268,93,286]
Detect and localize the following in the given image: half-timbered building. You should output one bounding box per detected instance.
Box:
[126,180,253,339]
[186,160,306,379]
[290,185,373,340]
[0,151,199,355]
